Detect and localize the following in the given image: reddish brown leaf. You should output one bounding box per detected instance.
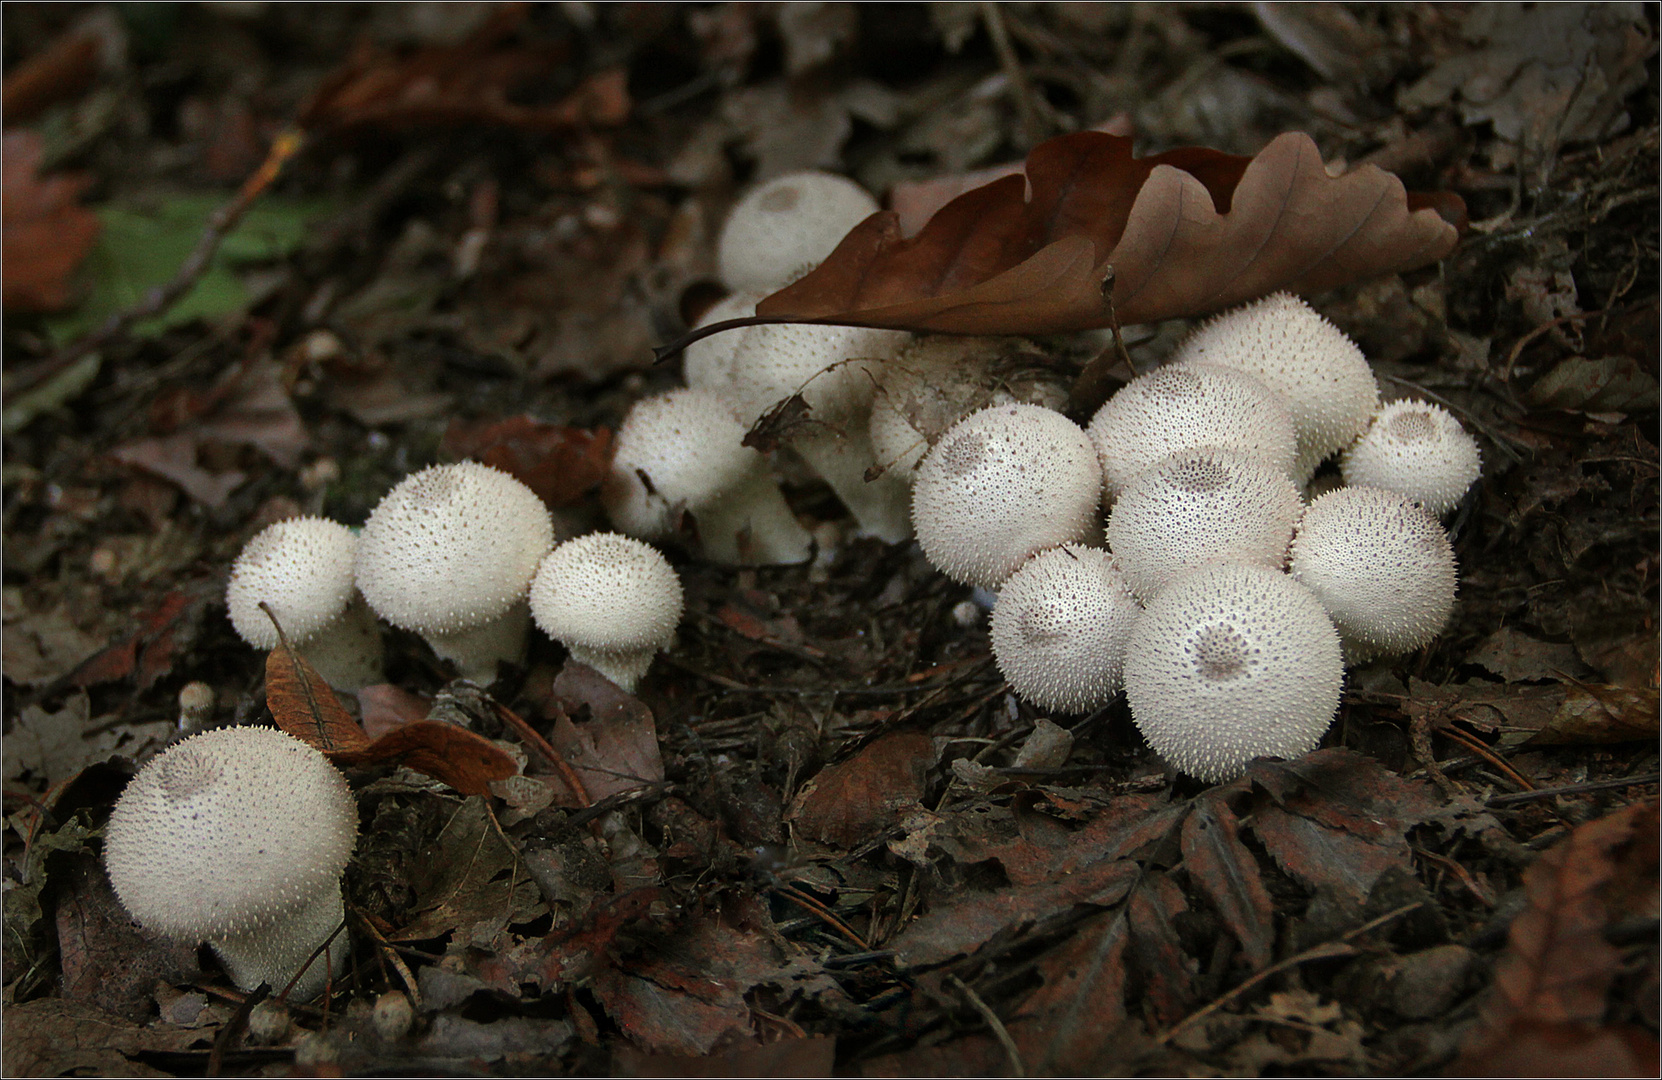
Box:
[1181,794,1275,970]
[3,29,102,123]
[357,683,432,739]
[266,637,372,754]
[1126,873,1198,1027]
[441,416,614,508]
[337,721,519,797]
[2,131,101,313]
[66,585,211,689]
[1009,911,1132,1075]
[753,130,1462,336]
[614,1037,836,1078]
[788,732,936,849]
[535,663,666,804]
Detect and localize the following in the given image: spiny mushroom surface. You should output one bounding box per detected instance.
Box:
[1106,448,1304,602]
[602,388,813,565]
[912,403,1102,590]
[1340,398,1482,515]
[355,461,553,682]
[1087,362,1298,500]
[1170,292,1380,481]
[680,290,764,399]
[1289,485,1458,657]
[225,517,383,690]
[1123,562,1344,784]
[716,170,879,293]
[529,532,683,692]
[990,544,1141,713]
[104,726,357,1000]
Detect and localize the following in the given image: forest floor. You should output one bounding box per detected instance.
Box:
[2,4,1658,1076]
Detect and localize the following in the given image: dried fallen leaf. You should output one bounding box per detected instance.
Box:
[535,663,666,805]
[749,130,1462,337]
[393,796,545,944]
[1,131,101,313]
[1181,794,1275,970]
[66,582,213,689]
[1009,911,1133,1075]
[265,633,371,753]
[441,415,614,508]
[788,731,936,848]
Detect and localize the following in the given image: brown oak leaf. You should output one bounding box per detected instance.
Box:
[2,131,101,313]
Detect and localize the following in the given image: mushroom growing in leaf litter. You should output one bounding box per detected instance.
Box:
[104,726,358,1000]
[1340,398,1482,515]
[529,532,684,693]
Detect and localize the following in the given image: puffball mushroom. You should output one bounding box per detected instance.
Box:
[355,461,554,683]
[1288,485,1458,658]
[104,726,357,1001]
[1123,563,1344,784]
[1106,448,1304,602]
[912,403,1103,590]
[1170,292,1380,481]
[716,170,880,293]
[1340,399,1482,515]
[1087,362,1299,500]
[529,532,683,693]
[990,545,1141,713]
[603,388,814,565]
[226,517,384,691]
[681,289,764,397]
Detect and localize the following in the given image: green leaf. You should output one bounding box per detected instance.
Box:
[45,193,334,344]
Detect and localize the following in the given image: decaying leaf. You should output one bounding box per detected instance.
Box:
[2,130,101,313]
[536,663,666,805]
[441,415,614,508]
[66,582,214,689]
[1181,794,1275,970]
[748,130,1462,337]
[788,731,936,848]
[393,796,546,944]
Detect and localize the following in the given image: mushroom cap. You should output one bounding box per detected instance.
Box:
[104,726,357,942]
[912,403,1103,590]
[716,171,879,293]
[682,290,764,407]
[1123,563,1344,784]
[1340,399,1482,515]
[990,545,1142,713]
[1106,448,1304,602]
[1288,485,1457,655]
[529,532,684,655]
[226,517,358,649]
[1087,362,1299,499]
[1170,292,1380,473]
[722,322,910,425]
[603,388,767,537]
[355,462,554,635]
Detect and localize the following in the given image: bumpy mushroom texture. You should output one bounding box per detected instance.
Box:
[1106,448,1304,602]
[720,322,914,541]
[355,461,553,682]
[912,403,1103,590]
[1087,362,1299,500]
[602,388,813,565]
[990,545,1141,713]
[681,290,764,401]
[1170,292,1380,481]
[530,532,684,693]
[1288,485,1458,657]
[1123,563,1344,784]
[1340,399,1482,515]
[226,517,384,690]
[716,171,880,293]
[104,726,357,1000]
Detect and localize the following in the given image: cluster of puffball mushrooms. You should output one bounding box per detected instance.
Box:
[103,169,1480,1001]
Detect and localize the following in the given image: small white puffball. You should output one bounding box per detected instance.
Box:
[1087,362,1298,500]
[1288,485,1458,657]
[104,726,357,1000]
[602,388,813,565]
[356,462,553,680]
[682,290,764,401]
[716,171,879,293]
[721,321,910,424]
[1170,292,1380,480]
[1123,563,1344,784]
[529,533,683,693]
[1106,448,1304,602]
[1340,399,1482,515]
[990,545,1142,713]
[912,403,1103,590]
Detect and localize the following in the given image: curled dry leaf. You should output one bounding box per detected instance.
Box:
[754,130,1464,336]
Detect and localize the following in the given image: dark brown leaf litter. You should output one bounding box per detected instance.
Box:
[2,4,1657,1077]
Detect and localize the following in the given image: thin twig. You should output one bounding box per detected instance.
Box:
[351,907,424,1011]
[1156,901,1424,1045]
[980,2,1044,149]
[772,881,873,953]
[948,973,1027,1079]
[492,699,592,806]
[1437,724,1535,792]
[1488,772,1660,807]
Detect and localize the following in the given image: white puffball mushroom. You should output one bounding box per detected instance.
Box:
[602,388,813,565]
[1340,399,1482,515]
[355,462,553,683]
[1087,362,1299,500]
[990,545,1142,713]
[529,532,683,693]
[716,171,879,293]
[912,403,1103,590]
[226,517,384,691]
[1106,448,1304,602]
[104,726,358,1000]
[681,289,765,399]
[1289,485,1458,657]
[1124,563,1344,784]
[1170,292,1380,481]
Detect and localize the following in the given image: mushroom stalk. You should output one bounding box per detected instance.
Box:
[212,885,348,1001]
